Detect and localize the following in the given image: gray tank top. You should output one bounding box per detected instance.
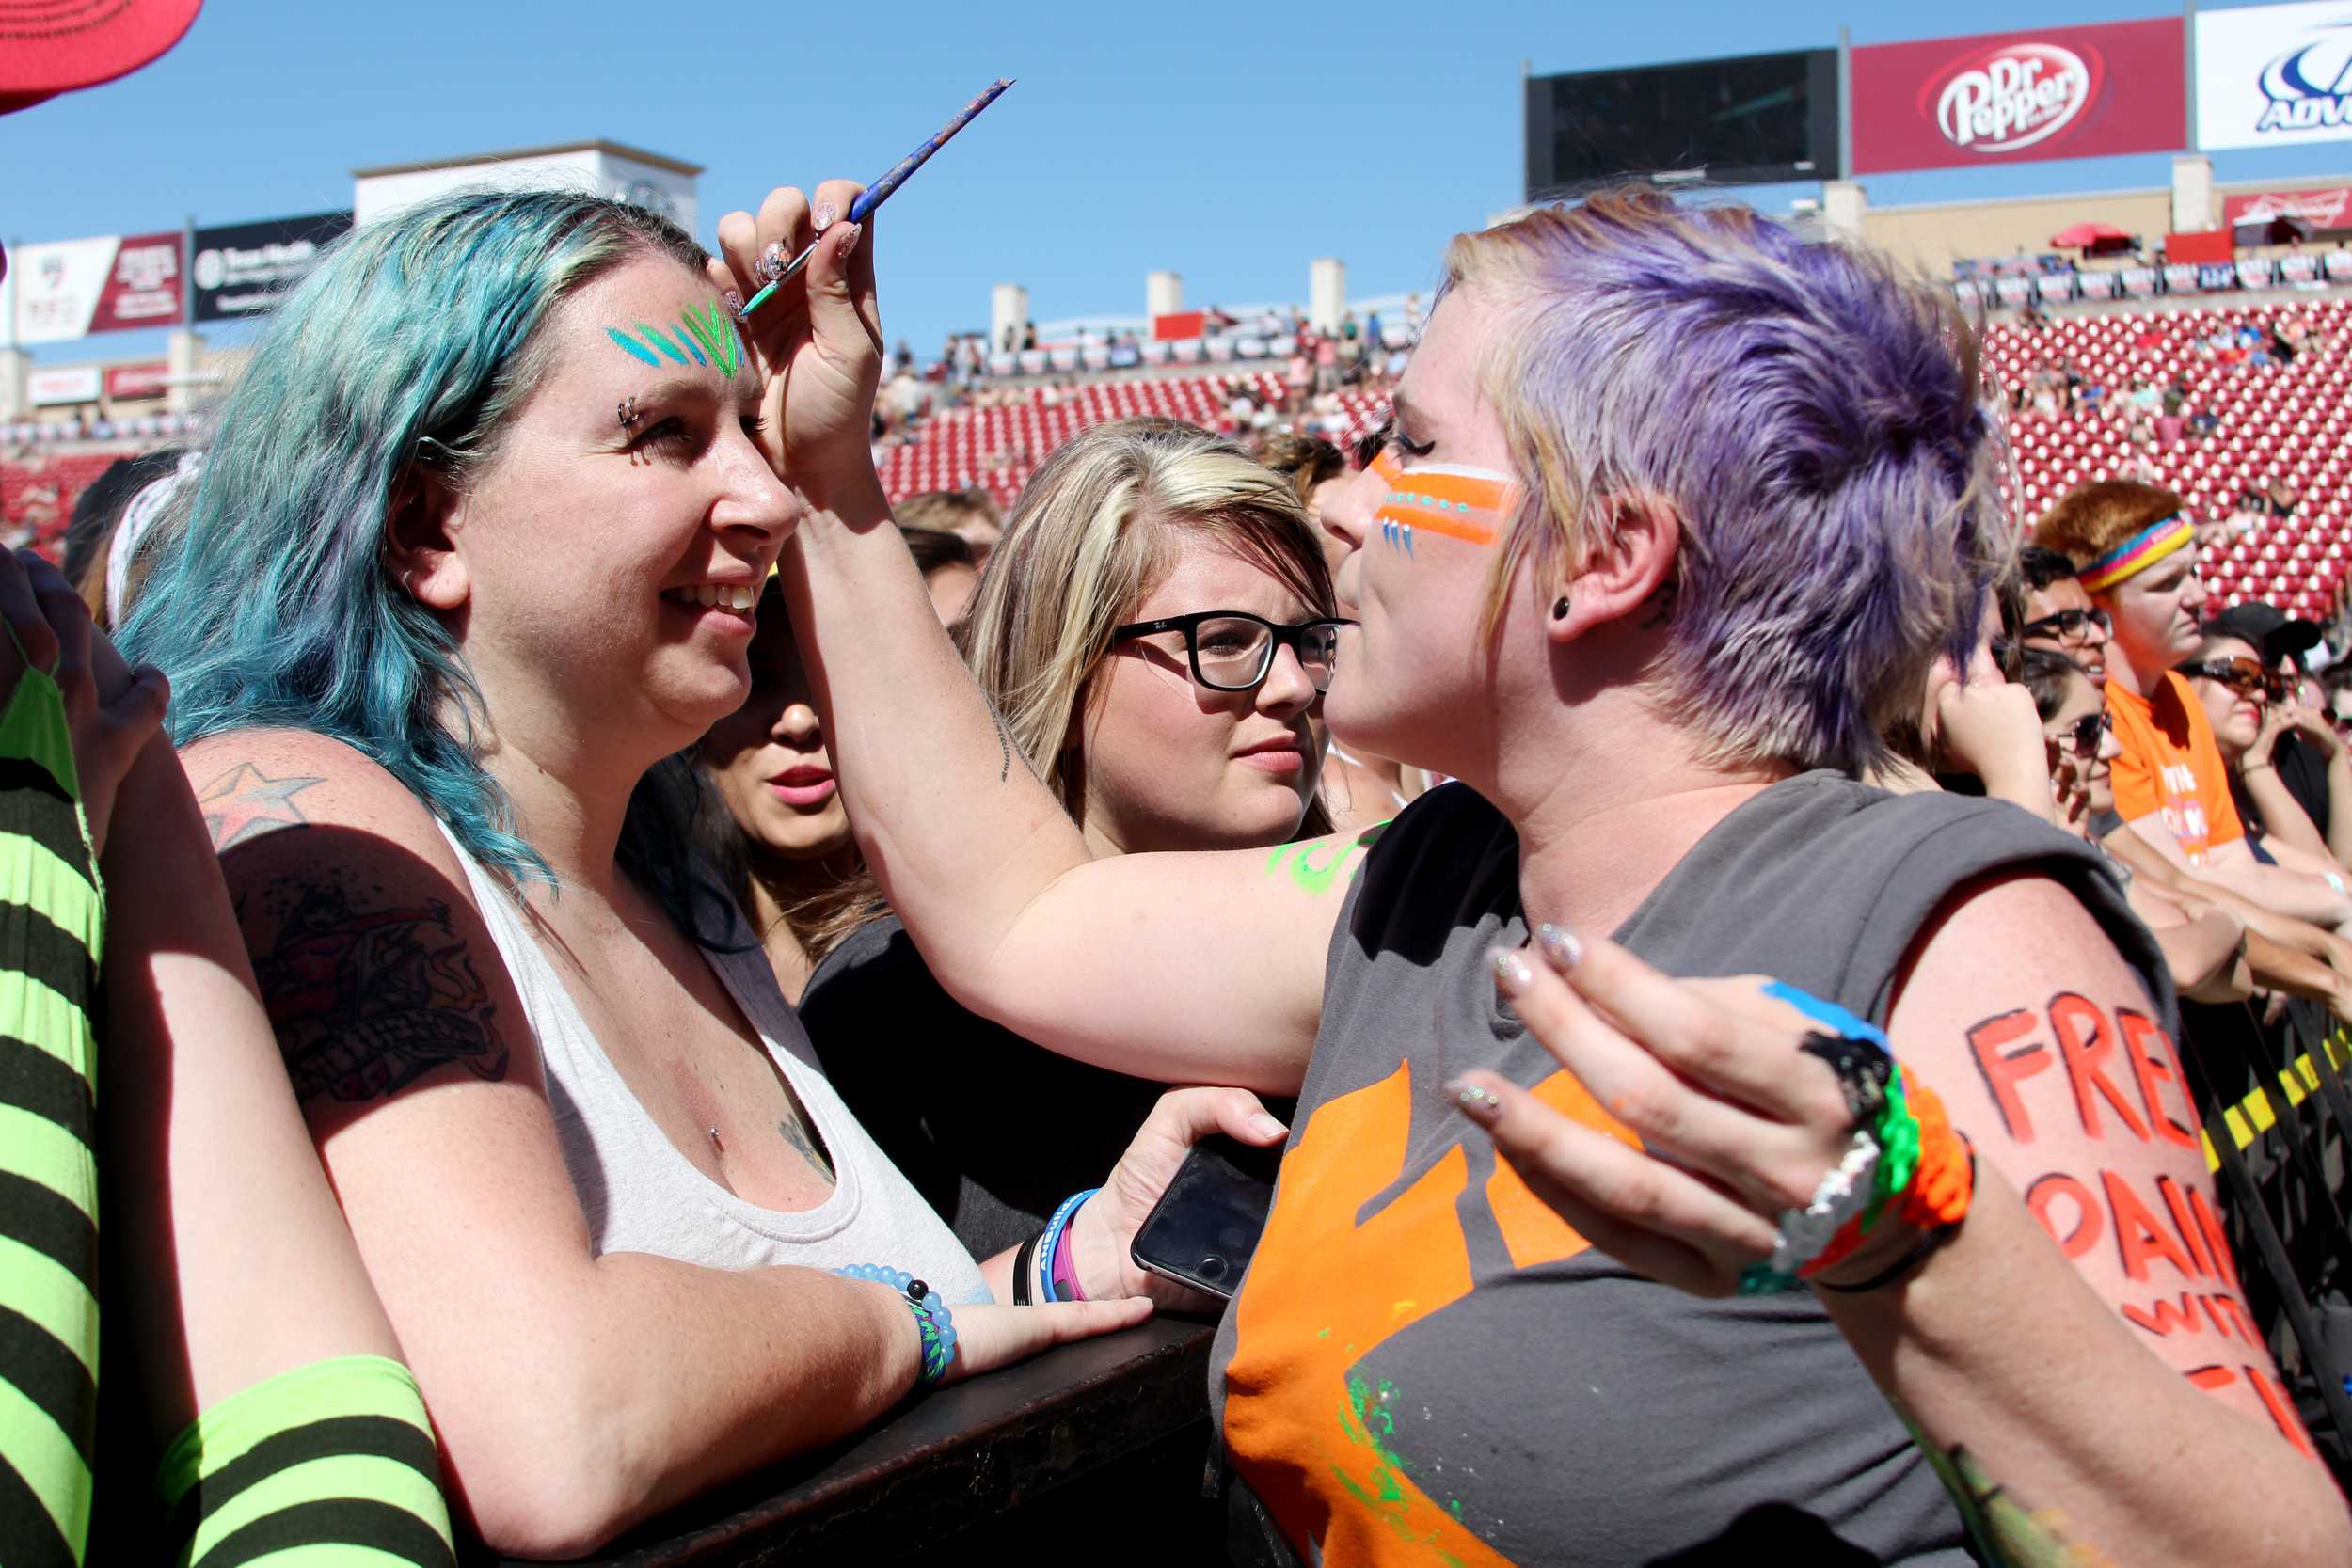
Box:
[1210,774,2167,1566]
[435,822,989,1306]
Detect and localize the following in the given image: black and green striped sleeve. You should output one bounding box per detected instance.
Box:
[0,663,104,1568]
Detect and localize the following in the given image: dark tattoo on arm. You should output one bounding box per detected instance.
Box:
[249,868,509,1103]
[199,763,326,851]
[778,1116,834,1181]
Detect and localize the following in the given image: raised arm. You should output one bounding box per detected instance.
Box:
[181,728,1136,1555]
[720,183,1339,1092]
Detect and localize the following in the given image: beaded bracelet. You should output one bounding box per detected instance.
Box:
[834,1265,959,1386]
[1036,1188,1098,1305]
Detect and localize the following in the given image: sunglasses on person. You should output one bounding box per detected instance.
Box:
[2050,709,2112,760]
[2173,657,2287,701]
[2018,607,2111,642]
[1111,610,1356,693]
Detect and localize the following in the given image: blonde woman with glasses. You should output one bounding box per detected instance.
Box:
[802,417,1351,1256]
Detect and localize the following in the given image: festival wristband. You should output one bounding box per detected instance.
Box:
[834,1265,959,1386]
[1036,1188,1097,1305]
[1050,1207,1086,1301]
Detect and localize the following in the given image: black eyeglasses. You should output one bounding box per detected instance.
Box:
[2050,709,2111,760]
[2019,607,2112,642]
[2174,657,2287,701]
[1111,610,1355,693]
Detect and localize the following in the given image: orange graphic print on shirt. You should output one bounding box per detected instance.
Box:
[2106,673,2242,864]
[1221,1060,1637,1565]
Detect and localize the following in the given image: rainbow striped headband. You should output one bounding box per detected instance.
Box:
[1369,451,1519,554]
[2077,515,2193,594]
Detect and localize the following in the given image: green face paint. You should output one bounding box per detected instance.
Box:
[606,305,744,379]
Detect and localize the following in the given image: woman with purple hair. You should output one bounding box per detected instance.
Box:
[750,179,2349,1565]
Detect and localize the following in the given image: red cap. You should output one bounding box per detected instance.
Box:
[0,0,203,116]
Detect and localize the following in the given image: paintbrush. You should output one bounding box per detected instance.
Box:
[736,77,1014,320]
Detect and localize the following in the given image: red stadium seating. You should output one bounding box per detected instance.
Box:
[17,294,2346,624]
[0,451,122,560]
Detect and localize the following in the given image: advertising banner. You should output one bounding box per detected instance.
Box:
[2196,2,2352,150]
[2328,250,2352,279]
[1851,18,2187,174]
[2280,250,2325,282]
[2078,270,2125,299]
[104,362,170,401]
[2223,184,2352,230]
[190,212,352,323]
[11,232,183,344]
[2122,265,2163,295]
[27,366,102,406]
[2033,272,2076,303]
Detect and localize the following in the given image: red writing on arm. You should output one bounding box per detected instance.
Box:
[2155,1175,2216,1277]
[2188,1365,2325,1457]
[2050,992,2150,1144]
[2024,1171,2103,1259]
[2117,1009,2198,1150]
[2102,1166,2201,1284]
[2185,1183,2240,1294]
[1967,1009,2048,1142]
[2118,1290,2262,1348]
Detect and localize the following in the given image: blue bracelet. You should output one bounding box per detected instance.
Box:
[834,1264,959,1386]
[1036,1188,1098,1304]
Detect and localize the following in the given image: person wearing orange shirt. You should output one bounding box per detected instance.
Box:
[2039,481,2352,926]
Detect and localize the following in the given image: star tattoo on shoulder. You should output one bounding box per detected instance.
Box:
[200,763,326,851]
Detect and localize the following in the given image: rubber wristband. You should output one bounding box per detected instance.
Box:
[1011,1230,1041,1307]
[1051,1207,1085,1302]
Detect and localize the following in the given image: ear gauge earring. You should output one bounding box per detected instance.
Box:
[1552,596,1571,620]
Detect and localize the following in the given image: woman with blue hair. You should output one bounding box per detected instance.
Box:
[758,179,2352,1566]
[118,188,1284,1556]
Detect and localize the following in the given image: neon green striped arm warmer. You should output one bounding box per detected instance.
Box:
[0,662,105,1568]
[156,1354,455,1568]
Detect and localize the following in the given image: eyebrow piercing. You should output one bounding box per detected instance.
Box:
[618,397,639,430]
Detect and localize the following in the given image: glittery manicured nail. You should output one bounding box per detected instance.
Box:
[723,288,745,318]
[1491,946,1534,995]
[1448,1078,1503,1124]
[837,222,861,259]
[813,201,837,232]
[756,241,788,283]
[1536,923,1582,971]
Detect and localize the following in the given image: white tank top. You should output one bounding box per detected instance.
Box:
[436,822,991,1306]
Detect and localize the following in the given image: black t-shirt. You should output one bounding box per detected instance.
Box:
[2275,733,2333,841]
[800,914,1169,1259]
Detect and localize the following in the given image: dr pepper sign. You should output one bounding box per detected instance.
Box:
[1851,17,2188,175]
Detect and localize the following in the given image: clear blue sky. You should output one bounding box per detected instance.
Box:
[6,0,2351,364]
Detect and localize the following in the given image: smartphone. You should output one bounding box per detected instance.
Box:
[1129,1135,1283,1300]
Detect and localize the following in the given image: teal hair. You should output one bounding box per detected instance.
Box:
[119,187,723,916]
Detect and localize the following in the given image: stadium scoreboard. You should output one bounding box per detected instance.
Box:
[1525,49,1843,198]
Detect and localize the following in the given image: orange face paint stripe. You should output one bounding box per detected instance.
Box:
[1369,451,1518,551]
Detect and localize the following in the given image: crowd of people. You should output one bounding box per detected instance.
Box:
[8,168,2352,1568]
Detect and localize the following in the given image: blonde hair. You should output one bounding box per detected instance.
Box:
[807,419,1337,961]
[963,418,1338,822]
